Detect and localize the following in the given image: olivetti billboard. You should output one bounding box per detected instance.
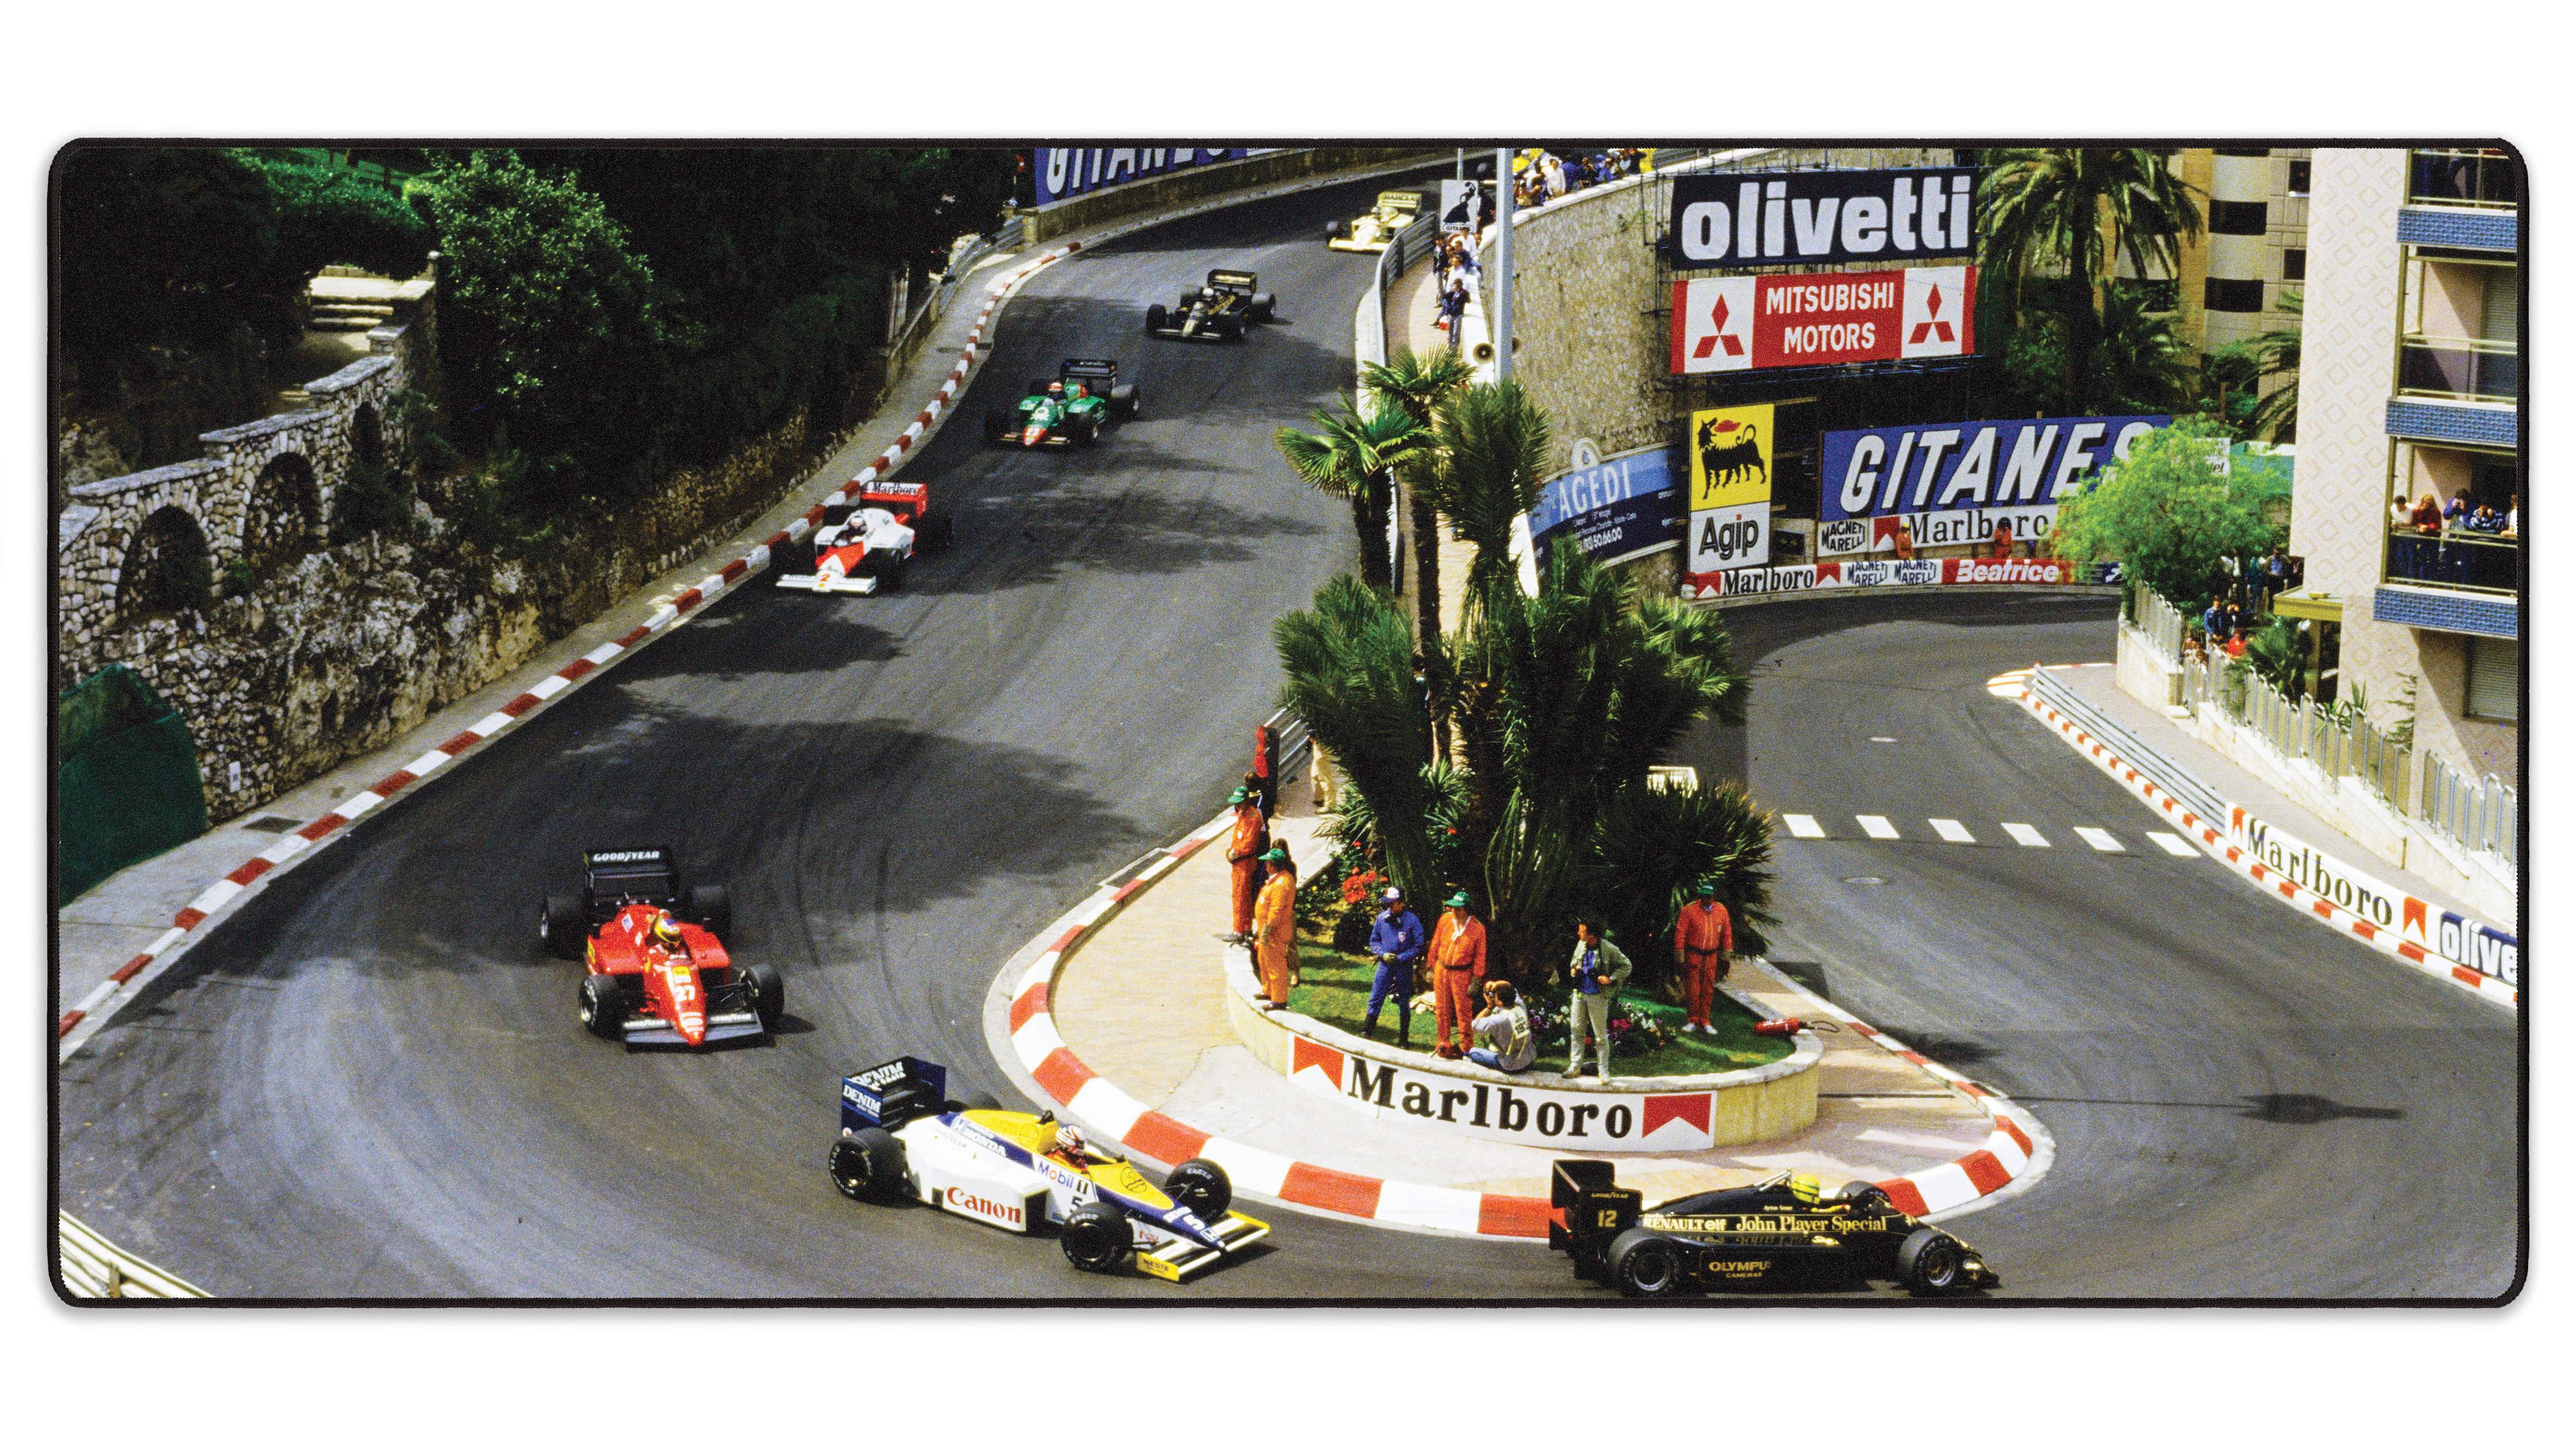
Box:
[1668,167,1978,267]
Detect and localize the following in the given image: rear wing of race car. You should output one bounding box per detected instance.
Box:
[841,1056,950,1132]
[1376,190,1423,215]
[1204,270,1257,295]
[859,479,927,517]
[1059,357,1120,385]
[1548,1159,1641,1253]
[582,847,679,913]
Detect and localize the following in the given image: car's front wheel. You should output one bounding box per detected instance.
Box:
[577,974,624,1039]
[738,964,785,1031]
[1607,1228,1685,1299]
[1896,1227,1967,1296]
[1060,1202,1132,1273]
[1144,304,1168,333]
[1835,1181,1893,1213]
[828,1128,906,1203]
[1165,1158,1232,1219]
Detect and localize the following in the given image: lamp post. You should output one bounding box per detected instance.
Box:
[1492,146,1514,380]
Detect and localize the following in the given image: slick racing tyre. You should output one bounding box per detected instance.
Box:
[877,552,909,590]
[683,883,732,939]
[914,513,954,552]
[1897,1227,1967,1296]
[1060,1201,1133,1274]
[984,409,1015,443]
[1835,1181,1893,1213]
[1164,1158,1233,1219]
[1327,220,1346,240]
[540,893,585,960]
[828,1128,906,1203]
[577,974,624,1040]
[1075,414,1101,446]
[1108,384,1138,419]
[1145,304,1168,333]
[1218,317,1245,342]
[1607,1228,1684,1299]
[1251,293,1275,321]
[738,963,785,1031]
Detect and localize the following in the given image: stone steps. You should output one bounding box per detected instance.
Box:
[308,301,395,332]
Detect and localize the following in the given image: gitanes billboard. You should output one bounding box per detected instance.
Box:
[1031,147,1264,208]
[1669,168,1978,268]
[1820,415,2169,522]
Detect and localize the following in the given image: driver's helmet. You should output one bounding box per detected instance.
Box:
[1046,380,1065,397]
[650,915,684,950]
[1787,1173,1821,1206]
[1200,285,1220,300]
[1054,1124,1088,1161]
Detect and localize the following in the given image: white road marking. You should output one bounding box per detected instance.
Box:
[2147,831,2200,857]
[1857,815,1900,840]
[1929,818,1976,844]
[2074,827,2126,852]
[2002,822,2050,848]
[1785,814,1826,839]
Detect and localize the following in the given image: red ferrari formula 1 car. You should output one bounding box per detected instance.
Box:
[775,480,954,595]
[537,847,783,1047]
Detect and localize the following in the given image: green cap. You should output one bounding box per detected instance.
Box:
[1262,846,1290,863]
[1446,890,1471,908]
[1695,879,1718,896]
[1228,787,1251,804]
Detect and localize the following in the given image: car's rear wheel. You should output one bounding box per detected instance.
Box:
[682,884,731,939]
[1896,1227,1966,1296]
[829,1127,906,1203]
[1251,293,1275,321]
[1145,304,1168,333]
[1607,1228,1685,1299]
[577,974,624,1039]
[1109,384,1138,419]
[540,894,584,960]
[1060,1202,1132,1274]
[738,963,785,1031]
[1164,1158,1232,1219]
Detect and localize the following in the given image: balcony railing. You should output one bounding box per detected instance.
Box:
[2408,148,2519,210]
[2385,526,2520,595]
[2397,335,2518,403]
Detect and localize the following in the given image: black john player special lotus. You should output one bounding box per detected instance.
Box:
[1550,1161,1999,1298]
[1144,269,1278,342]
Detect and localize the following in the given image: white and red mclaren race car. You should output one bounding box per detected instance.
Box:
[775,481,953,595]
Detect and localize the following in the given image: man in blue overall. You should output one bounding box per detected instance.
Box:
[1363,885,1427,1045]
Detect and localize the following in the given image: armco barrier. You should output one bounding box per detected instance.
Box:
[2017,670,2516,1009]
[985,800,2054,1237]
[60,157,1449,1058]
[58,1213,208,1300]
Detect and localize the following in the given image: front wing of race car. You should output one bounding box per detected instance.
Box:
[619,1004,766,1047]
[775,568,882,595]
[1136,1212,1269,1283]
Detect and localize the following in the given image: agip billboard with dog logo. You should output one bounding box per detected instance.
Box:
[1687,404,1774,571]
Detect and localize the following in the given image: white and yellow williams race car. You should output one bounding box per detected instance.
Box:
[1327,189,1426,251]
[826,1056,1270,1283]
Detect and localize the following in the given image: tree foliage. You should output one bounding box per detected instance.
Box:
[1274,397,1430,593]
[1976,149,2204,414]
[2048,422,2289,612]
[1359,346,1478,646]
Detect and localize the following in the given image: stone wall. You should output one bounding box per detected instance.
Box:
[54,260,915,823]
[1021,147,1439,242]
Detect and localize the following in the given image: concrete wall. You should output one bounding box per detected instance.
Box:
[1022,147,1440,242]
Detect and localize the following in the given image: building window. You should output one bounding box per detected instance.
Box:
[2214,147,2271,158]
[2287,160,2311,195]
[2283,248,2306,282]
[2467,637,2518,723]
[2208,200,2269,236]
[2205,276,2266,313]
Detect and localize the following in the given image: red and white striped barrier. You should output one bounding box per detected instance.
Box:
[56,245,1090,1048]
[997,809,2054,1238]
[2017,680,2517,1009]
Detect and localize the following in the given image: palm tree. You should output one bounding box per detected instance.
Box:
[2240,291,2304,442]
[1358,347,1477,646]
[1273,576,1445,903]
[1273,397,1430,593]
[1421,378,1552,616]
[2091,285,2197,414]
[1979,149,2204,406]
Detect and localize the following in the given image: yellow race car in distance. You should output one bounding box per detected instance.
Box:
[1327,189,1426,252]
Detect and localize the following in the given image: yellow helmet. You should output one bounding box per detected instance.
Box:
[1787,1173,1820,1206]
[650,915,684,948]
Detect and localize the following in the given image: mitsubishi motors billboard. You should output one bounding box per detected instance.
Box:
[1670,267,1975,374]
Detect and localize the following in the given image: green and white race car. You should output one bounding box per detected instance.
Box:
[982,358,1139,447]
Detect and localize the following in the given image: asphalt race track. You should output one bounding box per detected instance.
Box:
[1673,593,2520,1299]
[55,179,2518,1300]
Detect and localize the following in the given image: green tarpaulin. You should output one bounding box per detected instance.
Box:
[56,665,206,906]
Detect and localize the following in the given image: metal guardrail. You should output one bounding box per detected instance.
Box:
[58,1213,208,1299]
[1264,707,1314,785]
[2028,666,2229,827]
[2134,588,2185,659]
[2423,750,2518,867]
[887,217,1032,361]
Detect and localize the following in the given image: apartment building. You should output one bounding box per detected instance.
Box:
[2286,146,2519,788]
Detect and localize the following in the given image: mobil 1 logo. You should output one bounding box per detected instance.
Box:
[1690,503,1770,571]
